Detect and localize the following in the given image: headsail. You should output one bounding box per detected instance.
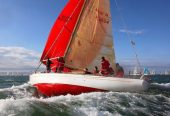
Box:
[40,0,86,71]
[65,0,115,70]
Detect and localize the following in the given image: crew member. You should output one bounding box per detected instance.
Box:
[46,58,52,73]
[56,57,65,73]
[93,66,99,75]
[115,63,124,77]
[100,56,110,75]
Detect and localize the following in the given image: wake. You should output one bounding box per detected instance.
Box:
[150,83,170,91]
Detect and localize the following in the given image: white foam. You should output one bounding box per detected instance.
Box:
[0,89,170,116]
[0,83,33,99]
[151,83,170,90]
[0,98,31,116]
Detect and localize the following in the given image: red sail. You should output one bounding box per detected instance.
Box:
[41,0,85,71]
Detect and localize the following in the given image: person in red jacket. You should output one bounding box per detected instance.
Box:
[100,56,110,75]
[56,57,65,73]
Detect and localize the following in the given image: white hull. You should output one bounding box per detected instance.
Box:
[29,73,149,96]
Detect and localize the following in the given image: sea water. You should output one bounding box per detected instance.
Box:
[0,75,170,116]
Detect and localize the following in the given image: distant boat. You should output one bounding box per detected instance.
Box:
[129,66,141,76]
[29,0,150,97]
[165,70,170,75]
[150,70,156,75]
[143,68,157,76]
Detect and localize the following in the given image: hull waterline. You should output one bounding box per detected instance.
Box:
[29,73,150,97]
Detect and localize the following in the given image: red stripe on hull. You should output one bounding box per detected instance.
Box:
[34,83,106,97]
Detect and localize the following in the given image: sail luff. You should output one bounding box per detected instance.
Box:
[64,0,87,60]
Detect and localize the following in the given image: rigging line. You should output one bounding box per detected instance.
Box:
[34,0,83,72]
[35,61,42,73]
[35,51,59,73]
[114,0,142,70]
[42,52,62,62]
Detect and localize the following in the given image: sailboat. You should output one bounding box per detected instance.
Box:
[29,0,150,97]
[130,66,141,76]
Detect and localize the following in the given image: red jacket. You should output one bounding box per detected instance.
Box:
[101,59,110,70]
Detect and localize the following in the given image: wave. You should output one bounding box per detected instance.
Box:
[150,83,170,91]
[0,83,33,99]
[0,82,170,116]
[0,90,170,116]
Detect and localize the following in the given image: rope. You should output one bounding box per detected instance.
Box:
[114,0,142,71]
[35,62,42,73]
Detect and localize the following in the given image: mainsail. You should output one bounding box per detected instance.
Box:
[65,0,115,70]
[41,0,115,71]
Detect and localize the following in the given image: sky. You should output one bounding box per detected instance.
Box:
[0,0,170,72]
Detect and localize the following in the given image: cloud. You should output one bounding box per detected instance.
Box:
[0,46,41,71]
[119,29,144,35]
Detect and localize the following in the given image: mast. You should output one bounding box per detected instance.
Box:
[64,0,88,60]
